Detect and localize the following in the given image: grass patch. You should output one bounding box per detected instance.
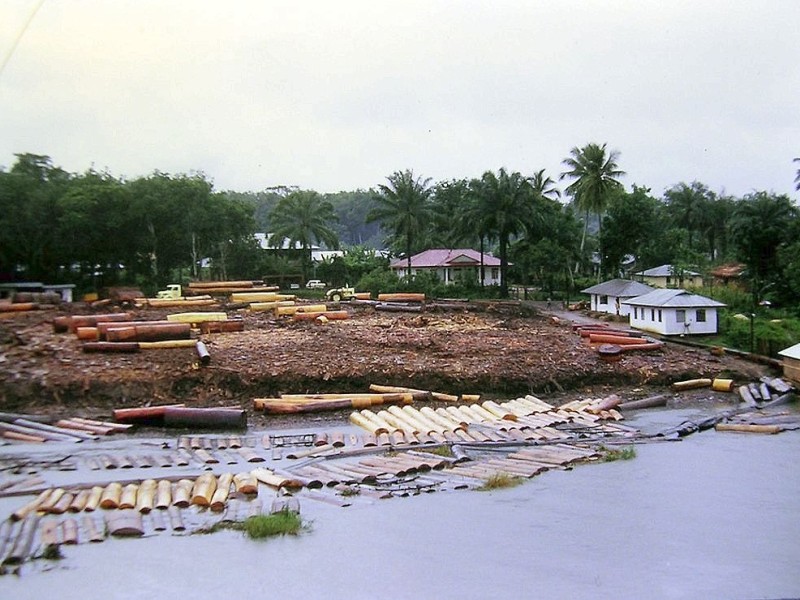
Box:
[41,544,64,560]
[600,445,637,462]
[244,511,303,539]
[196,509,304,539]
[338,486,360,497]
[478,472,523,491]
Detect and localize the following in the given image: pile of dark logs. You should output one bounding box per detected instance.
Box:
[572,323,665,361]
[51,311,237,363]
[374,293,426,313]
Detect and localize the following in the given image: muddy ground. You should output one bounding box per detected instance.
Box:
[0,300,774,420]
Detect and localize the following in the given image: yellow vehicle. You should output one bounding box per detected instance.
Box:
[156,284,182,299]
[326,286,356,302]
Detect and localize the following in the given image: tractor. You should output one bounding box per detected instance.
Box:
[326,285,356,302]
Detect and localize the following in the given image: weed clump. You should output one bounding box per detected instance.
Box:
[601,446,637,462]
[478,472,523,491]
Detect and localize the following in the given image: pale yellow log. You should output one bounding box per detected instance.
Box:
[276,306,300,316]
[360,409,397,433]
[445,406,480,426]
[379,410,417,434]
[435,407,468,429]
[84,486,104,512]
[453,404,485,424]
[167,312,228,323]
[249,300,294,312]
[136,480,157,513]
[210,473,233,512]
[155,479,172,509]
[522,395,555,411]
[119,483,138,509]
[460,394,481,403]
[233,472,258,495]
[191,473,217,506]
[421,406,463,432]
[231,292,279,303]
[402,406,446,434]
[172,479,193,507]
[470,404,500,422]
[501,399,533,417]
[715,423,782,434]
[276,294,296,301]
[68,489,91,513]
[431,392,459,402]
[138,339,198,349]
[712,378,735,392]
[387,405,428,434]
[40,488,65,512]
[483,400,518,421]
[296,304,328,313]
[349,411,384,435]
[672,378,713,391]
[11,489,52,521]
[251,467,289,489]
[100,482,123,509]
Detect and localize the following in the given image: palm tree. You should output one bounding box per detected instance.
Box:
[471,168,538,297]
[560,143,625,271]
[367,170,433,278]
[529,168,561,202]
[268,190,339,280]
[794,157,800,191]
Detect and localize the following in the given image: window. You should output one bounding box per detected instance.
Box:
[676,309,686,323]
[633,307,638,319]
[650,309,655,321]
[696,308,706,322]
[491,268,499,280]
[600,295,608,305]
[658,309,662,322]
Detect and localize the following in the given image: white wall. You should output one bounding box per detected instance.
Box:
[591,294,632,317]
[629,306,718,335]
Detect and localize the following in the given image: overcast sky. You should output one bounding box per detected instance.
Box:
[1,1,798,199]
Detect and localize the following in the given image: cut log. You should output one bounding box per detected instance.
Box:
[672,378,713,392]
[210,473,233,512]
[195,341,211,365]
[617,395,668,411]
[738,385,757,407]
[99,482,123,509]
[191,473,218,506]
[162,407,247,429]
[75,326,99,341]
[588,333,651,346]
[106,323,191,343]
[82,341,140,353]
[377,293,425,303]
[137,339,198,349]
[106,509,145,537]
[715,423,782,434]
[712,378,735,392]
[166,312,228,324]
[113,403,185,423]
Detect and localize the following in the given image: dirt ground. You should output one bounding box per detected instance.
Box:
[0,300,774,419]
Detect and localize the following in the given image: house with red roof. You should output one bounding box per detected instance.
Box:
[389,249,502,286]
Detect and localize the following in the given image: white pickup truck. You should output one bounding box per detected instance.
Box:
[305,280,326,289]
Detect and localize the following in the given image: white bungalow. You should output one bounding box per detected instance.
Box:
[622,289,725,336]
[389,249,502,286]
[581,279,655,317]
[777,343,800,386]
[634,264,703,289]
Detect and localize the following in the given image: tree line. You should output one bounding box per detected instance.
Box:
[1,149,799,310]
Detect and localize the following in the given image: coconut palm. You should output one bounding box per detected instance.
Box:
[794,157,800,191]
[560,143,625,268]
[529,168,561,202]
[367,169,433,278]
[268,190,339,280]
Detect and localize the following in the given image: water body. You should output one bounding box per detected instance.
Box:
[3,408,799,599]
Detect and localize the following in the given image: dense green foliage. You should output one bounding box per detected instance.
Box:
[1,149,799,326]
